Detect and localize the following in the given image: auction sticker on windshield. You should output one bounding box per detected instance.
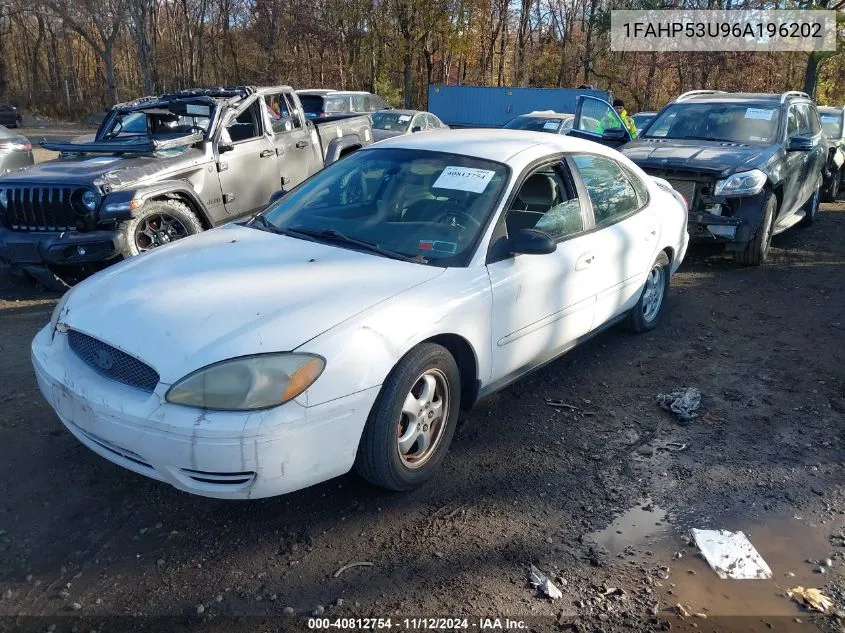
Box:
[433,166,495,193]
[543,121,561,130]
[744,108,775,121]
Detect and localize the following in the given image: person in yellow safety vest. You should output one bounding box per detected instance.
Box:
[613,98,638,139]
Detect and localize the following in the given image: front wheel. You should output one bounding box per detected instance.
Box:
[118,199,203,258]
[625,251,670,333]
[735,190,776,266]
[354,343,461,491]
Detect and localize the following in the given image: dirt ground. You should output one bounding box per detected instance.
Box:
[0,203,844,633]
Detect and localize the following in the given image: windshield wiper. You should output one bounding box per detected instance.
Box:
[246,214,284,234]
[285,227,427,264]
[670,135,733,143]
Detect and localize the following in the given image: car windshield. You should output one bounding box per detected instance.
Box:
[102,104,212,141]
[820,112,843,139]
[632,114,654,128]
[504,115,572,134]
[260,148,509,265]
[643,103,782,144]
[371,112,413,132]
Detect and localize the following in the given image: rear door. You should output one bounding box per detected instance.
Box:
[215,98,279,217]
[568,152,660,328]
[570,96,631,148]
[261,89,321,190]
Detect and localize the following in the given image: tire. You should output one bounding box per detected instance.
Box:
[625,251,670,333]
[822,169,841,203]
[118,199,203,258]
[354,343,461,491]
[735,190,777,266]
[11,117,20,129]
[799,181,821,227]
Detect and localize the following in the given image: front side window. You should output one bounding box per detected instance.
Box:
[805,105,821,136]
[578,98,622,135]
[506,163,583,241]
[572,154,640,226]
[223,102,262,143]
[796,104,812,137]
[644,103,781,144]
[260,148,509,265]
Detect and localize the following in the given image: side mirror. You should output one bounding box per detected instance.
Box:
[601,127,628,141]
[509,229,556,255]
[411,126,422,133]
[787,136,813,151]
[268,190,285,205]
[218,140,234,154]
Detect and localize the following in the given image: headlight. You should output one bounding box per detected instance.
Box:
[50,289,74,331]
[81,190,99,211]
[714,170,767,197]
[0,189,7,207]
[166,353,325,411]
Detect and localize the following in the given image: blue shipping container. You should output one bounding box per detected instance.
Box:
[428,85,614,128]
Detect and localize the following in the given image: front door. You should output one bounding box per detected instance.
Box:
[486,160,599,382]
[570,96,631,148]
[216,99,280,217]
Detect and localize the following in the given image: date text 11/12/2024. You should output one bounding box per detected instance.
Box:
[307,617,529,630]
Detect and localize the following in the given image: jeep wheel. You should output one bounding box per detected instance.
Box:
[119,199,203,258]
[735,190,776,266]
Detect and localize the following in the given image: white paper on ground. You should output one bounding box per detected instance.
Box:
[691,529,772,580]
[433,166,495,193]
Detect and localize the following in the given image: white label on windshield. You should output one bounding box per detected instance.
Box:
[433,166,495,193]
[186,104,210,116]
[543,121,561,130]
[398,115,412,122]
[744,108,775,121]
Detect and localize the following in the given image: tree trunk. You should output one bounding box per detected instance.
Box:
[103,46,118,106]
[803,52,821,97]
[403,50,413,108]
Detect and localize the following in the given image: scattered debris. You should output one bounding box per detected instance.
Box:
[333,561,374,577]
[528,564,563,600]
[657,388,701,424]
[674,603,691,617]
[195,604,204,615]
[544,399,580,411]
[313,605,325,616]
[662,442,688,453]
[690,529,772,579]
[787,587,833,613]
[283,606,295,616]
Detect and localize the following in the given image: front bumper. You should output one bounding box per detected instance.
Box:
[0,227,125,265]
[687,211,752,245]
[31,325,380,499]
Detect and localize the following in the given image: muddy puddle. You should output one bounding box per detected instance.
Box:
[590,502,844,622]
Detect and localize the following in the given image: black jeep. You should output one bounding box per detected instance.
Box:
[621,90,828,265]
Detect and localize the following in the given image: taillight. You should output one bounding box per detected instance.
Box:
[0,141,31,151]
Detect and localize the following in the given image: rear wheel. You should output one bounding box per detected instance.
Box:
[118,199,203,258]
[625,251,670,333]
[735,191,776,266]
[822,169,841,203]
[354,343,460,491]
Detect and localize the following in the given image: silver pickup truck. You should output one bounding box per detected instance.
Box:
[0,85,373,283]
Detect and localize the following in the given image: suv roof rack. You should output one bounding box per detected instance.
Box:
[675,90,727,102]
[781,91,810,103]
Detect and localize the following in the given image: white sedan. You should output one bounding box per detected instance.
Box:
[32,130,689,499]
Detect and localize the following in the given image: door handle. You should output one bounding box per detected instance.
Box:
[575,252,595,270]
[295,140,308,149]
[259,149,274,158]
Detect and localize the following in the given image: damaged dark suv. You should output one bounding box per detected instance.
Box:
[621,90,828,265]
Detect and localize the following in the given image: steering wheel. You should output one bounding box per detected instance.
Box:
[432,208,481,230]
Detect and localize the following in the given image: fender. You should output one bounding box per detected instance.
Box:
[98,180,212,226]
[323,135,364,164]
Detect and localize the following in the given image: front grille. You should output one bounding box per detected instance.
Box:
[70,423,155,470]
[68,330,160,393]
[665,179,697,208]
[2,186,77,231]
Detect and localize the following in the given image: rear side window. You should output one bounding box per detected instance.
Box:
[571,154,640,226]
[324,96,351,114]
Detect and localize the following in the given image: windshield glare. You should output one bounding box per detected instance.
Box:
[643,103,781,144]
[261,148,509,265]
[371,112,412,132]
[820,113,843,139]
[504,115,572,133]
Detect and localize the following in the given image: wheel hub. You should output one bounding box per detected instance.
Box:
[397,369,449,469]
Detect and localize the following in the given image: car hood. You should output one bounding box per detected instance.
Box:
[621,138,778,177]
[59,225,445,383]
[372,129,405,142]
[0,147,207,189]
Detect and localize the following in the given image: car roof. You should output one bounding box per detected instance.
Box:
[818,105,844,115]
[517,111,573,119]
[369,128,625,168]
[676,92,810,106]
